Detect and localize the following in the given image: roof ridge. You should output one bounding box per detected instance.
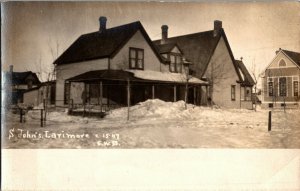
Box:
[80,21,141,37]
[282,49,300,55]
[153,29,214,42]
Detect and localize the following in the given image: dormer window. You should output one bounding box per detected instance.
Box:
[129,48,144,70]
[279,59,286,67]
[169,54,182,73]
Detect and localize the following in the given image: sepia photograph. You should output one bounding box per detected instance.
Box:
[1,1,300,190]
[1,1,300,149]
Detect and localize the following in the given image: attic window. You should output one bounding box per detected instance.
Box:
[279,59,286,67]
[129,48,144,70]
[169,54,182,73]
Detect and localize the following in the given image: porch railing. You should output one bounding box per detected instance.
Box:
[68,99,124,114]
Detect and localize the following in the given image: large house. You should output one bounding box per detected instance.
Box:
[153,21,254,108]
[54,17,206,110]
[261,48,300,108]
[53,17,254,110]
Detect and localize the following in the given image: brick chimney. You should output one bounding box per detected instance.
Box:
[213,20,222,37]
[161,25,168,44]
[99,16,107,32]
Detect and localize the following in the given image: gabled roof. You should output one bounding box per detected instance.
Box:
[4,71,41,85]
[153,30,218,77]
[155,43,181,54]
[281,49,300,67]
[153,29,242,81]
[54,21,164,65]
[235,60,255,86]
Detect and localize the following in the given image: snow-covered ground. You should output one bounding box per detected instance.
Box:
[2,99,300,148]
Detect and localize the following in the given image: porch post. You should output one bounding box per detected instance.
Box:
[152,85,155,99]
[127,79,130,120]
[193,86,196,105]
[174,85,177,102]
[206,85,209,106]
[99,81,103,112]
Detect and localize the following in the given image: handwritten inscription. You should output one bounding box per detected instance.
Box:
[8,128,121,147]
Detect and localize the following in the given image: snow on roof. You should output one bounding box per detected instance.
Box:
[126,69,207,84]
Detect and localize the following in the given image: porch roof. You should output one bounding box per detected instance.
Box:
[66,70,207,85]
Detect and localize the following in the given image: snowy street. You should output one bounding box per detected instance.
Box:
[3,100,300,148]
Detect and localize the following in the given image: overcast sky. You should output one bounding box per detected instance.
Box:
[2,1,300,82]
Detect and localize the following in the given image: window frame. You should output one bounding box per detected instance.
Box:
[169,53,182,73]
[231,85,236,101]
[279,77,287,97]
[278,59,287,67]
[293,80,299,97]
[129,47,144,70]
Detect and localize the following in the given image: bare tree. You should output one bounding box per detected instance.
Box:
[43,38,60,120]
[116,56,128,70]
[183,66,192,109]
[205,58,230,107]
[251,59,258,111]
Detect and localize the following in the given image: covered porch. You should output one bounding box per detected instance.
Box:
[65,70,208,116]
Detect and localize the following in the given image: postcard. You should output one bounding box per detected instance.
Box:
[1,1,300,190]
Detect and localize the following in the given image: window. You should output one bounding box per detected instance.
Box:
[231,85,236,101]
[169,54,182,73]
[268,83,273,97]
[129,48,144,69]
[279,77,287,96]
[176,56,182,73]
[170,55,176,72]
[245,88,251,101]
[268,78,274,97]
[279,59,286,67]
[64,82,71,104]
[294,81,299,97]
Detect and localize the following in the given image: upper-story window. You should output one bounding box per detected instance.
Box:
[169,54,182,73]
[129,48,144,70]
[279,59,286,67]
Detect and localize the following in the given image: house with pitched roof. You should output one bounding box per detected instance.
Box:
[4,65,41,105]
[54,17,206,110]
[153,21,254,108]
[261,48,300,108]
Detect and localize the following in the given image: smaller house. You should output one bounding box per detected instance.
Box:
[261,48,300,108]
[23,81,56,107]
[153,21,254,109]
[4,65,41,105]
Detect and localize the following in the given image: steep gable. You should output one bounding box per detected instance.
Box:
[266,49,300,70]
[153,29,242,81]
[235,60,255,86]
